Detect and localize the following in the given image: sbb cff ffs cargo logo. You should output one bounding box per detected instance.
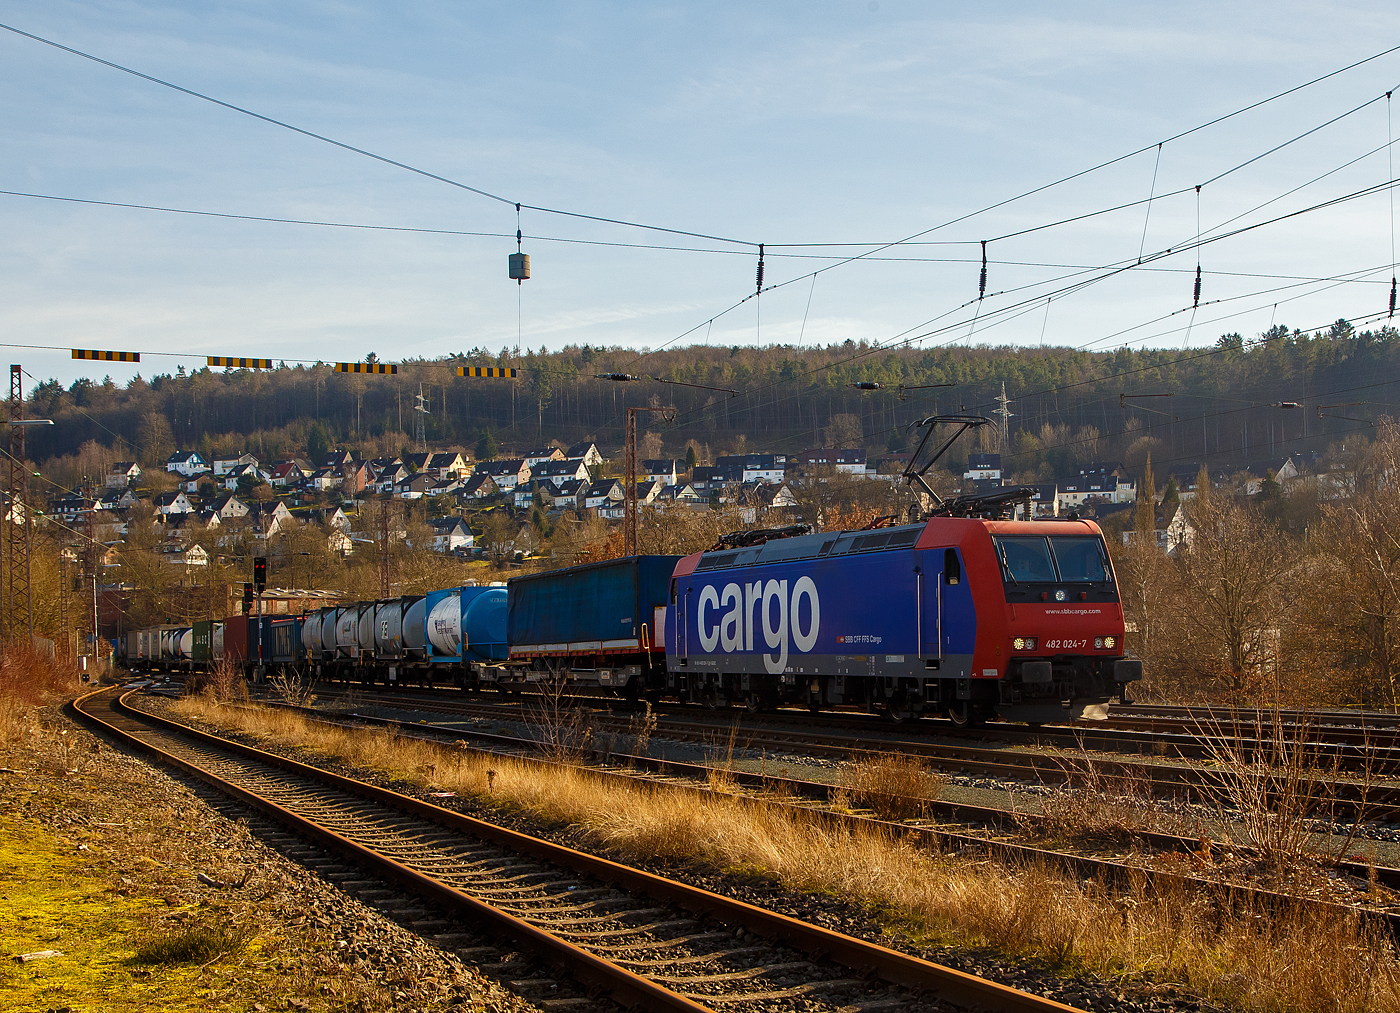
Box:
[694,577,820,673]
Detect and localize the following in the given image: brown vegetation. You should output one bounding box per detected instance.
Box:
[170,694,1400,1013]
[1120,419,1400,708]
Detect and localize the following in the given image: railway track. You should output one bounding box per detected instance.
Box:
[288,685,1400,818]
[261,674,1400,772]
[73,685,1086,1013]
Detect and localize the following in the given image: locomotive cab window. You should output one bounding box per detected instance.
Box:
[943,548,960,585]
[994,537,1056,582]
[1050,537,1110,582]
[992,534,1117,601]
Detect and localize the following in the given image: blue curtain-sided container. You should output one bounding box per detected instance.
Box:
[425,585,508,663]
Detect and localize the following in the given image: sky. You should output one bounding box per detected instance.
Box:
[3,1,1400,388]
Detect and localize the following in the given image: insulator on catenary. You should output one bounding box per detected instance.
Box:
[979,240,987,300]
[755,243,765,293]
[1193,264,1202,309]
[1390,277,1396,319]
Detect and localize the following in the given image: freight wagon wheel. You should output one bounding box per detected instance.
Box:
[744,692,766,714]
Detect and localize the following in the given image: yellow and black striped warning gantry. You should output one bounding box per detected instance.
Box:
[72,349,139,362]
[458,366,518,378]
[208,356,273,369]
[335,362,398,374]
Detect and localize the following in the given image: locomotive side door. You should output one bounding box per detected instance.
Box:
[919,550,939,661]
[922,547,961,663]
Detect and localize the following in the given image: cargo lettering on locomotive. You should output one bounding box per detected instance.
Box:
[694,575,819,673]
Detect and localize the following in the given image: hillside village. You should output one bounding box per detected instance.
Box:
[28,429,1357,605]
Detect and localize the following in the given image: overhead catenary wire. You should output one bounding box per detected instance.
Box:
[631,72,1400,368]
[0,22,760,249]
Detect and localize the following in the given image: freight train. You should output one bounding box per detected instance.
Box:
[116,514,1141,725]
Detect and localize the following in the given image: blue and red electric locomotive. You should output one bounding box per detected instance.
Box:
[660,513,1138,725]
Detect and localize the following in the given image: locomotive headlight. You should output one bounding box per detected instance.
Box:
[1013,637,1025,650]
[1094,637,1104,649]
[1103,635,1116,649]
[1054,589,1068,602]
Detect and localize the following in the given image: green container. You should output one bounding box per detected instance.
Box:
[192,620,214,662]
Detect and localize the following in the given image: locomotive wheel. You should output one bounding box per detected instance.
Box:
[946,701,980,729]
[886,692,918,724]
[703,687,728,710]
[744,692,765,714]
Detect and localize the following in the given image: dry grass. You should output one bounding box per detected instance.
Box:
[171,694,1400,1013]
[842,754,948,821]
[0,644,80,746]
[1195,708,1384,869]
[1032,749,1158,846]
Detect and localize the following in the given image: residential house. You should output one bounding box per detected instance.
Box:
[714,454,788,483]
[583,479,625,512]
[366,456,404,481]
[566,441,605,468]
[165,451,209,477]
[458,474,498,500]
[106,462,142,488]
[531,459,591,484]
[689,466,722,493]
[1123,503,1196,554]
[963,453,1002,483]
[522,447,565,468]
[372,462,411,494]
[152,491,195,516]
[305,467,340,491]
[475,459,531,491]
[320,450,355,469]
[1243,456,1305,495]
[268,460,311,488]
[180,544,209,567]
[738,481,800,524]
[429,516,475,553]
[657,483,702,507]
[425,452,471,480]
[868,453,913,479]
[339,460,370,495]
[395,473,436,500]
[640,460,680,486]
[635,479,663,505]
[1057,464,1136,513]
[299,505,350,531]
[223,462,269,491]
[194,509,223,531]
[327,528,354,555]
[250,500,294,538]
[539,478,586,511]
[1024,483,1060,518]
[794,449,867,476]
[51,494,87,522]
[213,453,259,476]
[209,494,249,521]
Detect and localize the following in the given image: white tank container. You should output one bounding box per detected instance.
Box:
[426,592,463,657]
[177,629,194,659]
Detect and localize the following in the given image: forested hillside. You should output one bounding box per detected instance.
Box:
[23,318,1397,484]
